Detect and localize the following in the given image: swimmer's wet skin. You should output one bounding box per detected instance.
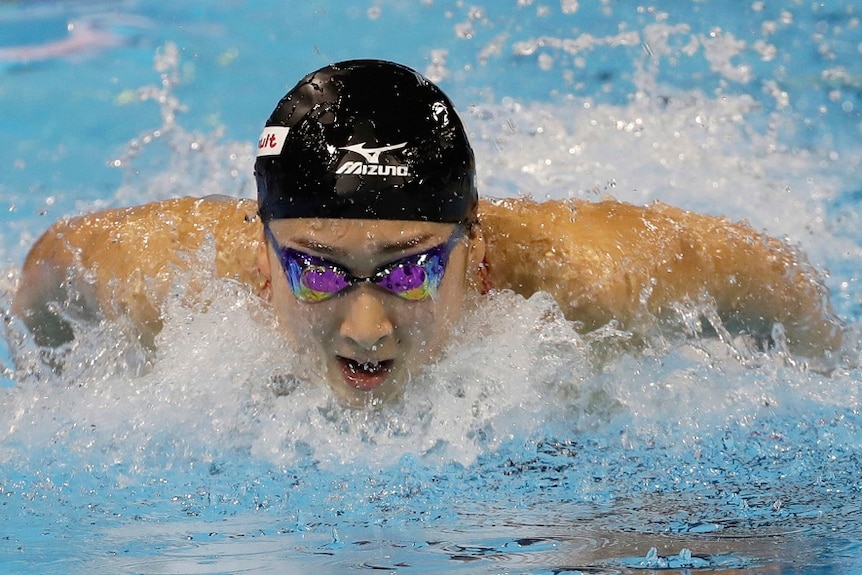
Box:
[12,60,846,405]
[13,196,845,373]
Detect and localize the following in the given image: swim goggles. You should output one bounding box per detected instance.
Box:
[265,226,466,303]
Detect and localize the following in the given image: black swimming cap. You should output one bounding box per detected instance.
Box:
[255,59,477,224]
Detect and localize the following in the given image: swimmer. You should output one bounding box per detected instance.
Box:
[12,60,844,405]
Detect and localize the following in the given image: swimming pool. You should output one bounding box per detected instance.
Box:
[1,1,861,573]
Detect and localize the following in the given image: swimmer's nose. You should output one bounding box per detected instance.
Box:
[339,288,394,352]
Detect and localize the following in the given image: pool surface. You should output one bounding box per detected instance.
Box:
[1,1,862,573]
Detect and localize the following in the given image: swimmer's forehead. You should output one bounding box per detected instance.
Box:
[266,218,458,257]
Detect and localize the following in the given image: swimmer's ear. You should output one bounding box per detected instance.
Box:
[467,224,488,293]
[468,225,486,269]
[257,234,272,300]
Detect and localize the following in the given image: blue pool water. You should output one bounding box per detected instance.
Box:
[1,1,862,573]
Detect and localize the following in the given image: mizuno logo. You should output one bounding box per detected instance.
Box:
[339,142,407,164]
[335,162,410,176]
[335,141,411,177]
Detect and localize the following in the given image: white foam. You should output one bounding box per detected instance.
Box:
[4,259,858,472]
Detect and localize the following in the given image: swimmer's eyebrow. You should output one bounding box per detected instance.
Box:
[290,234,435,258]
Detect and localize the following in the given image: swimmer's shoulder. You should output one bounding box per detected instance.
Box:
[21,195,262,279]
[476,196,843,357]
[14,196,266,347]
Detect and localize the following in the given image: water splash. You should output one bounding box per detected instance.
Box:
[108,42,255,207]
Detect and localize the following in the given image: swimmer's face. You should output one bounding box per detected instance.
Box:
[261,218,484,407]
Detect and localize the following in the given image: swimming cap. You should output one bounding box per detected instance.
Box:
[255,59,477,224]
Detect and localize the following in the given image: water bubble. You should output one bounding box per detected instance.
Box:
[561,0,579,15]
[455,21,474,39]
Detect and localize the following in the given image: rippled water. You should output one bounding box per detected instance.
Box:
[1,1,861,573]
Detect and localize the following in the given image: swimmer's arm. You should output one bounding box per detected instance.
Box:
[12,196,265,350]
[479,198,842,358]
[12,222,100,347]
[650,202,842,356]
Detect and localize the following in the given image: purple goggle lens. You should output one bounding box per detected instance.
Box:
[266,227,465,302]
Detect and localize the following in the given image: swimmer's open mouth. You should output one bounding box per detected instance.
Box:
[337,356,394,391]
